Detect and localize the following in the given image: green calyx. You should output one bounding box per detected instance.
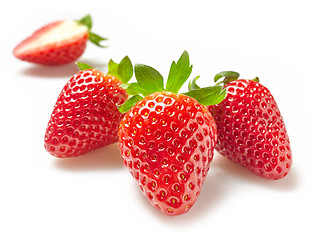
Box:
[214,71,240,84]
[76,62,93,71]
[76,55,134,84]
[186,76,227,106]
[108,56,133,84]
[252,77,260,83]
[165,51,193,93]
[77,14,108,48]
[117,51,227,113]
[213,70,260,85]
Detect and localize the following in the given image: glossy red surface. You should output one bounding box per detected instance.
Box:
[44,69,128,157]
[209,79,292,180]
[119,92,217,215]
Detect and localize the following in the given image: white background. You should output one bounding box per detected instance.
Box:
[1,0,311,239]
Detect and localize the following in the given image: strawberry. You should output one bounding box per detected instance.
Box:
[44,56,133,158]
[118,51,226,216]
[207,71,292,180]
[13,15,107,65]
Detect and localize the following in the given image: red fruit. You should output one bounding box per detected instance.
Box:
[44,68,128,158]
[13,15,106,65]
[208,73,292,180]
[117,52,224,216]
[119,92,217,215]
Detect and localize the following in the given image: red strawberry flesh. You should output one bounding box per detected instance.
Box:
[13,21,88,65]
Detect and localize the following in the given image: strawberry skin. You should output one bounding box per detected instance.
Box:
[44,69,128,158]
[119,92,217,215]
[208,79,292,180]
[13,20,89,65]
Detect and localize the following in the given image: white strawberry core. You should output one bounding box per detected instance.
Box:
[15,20,88,54]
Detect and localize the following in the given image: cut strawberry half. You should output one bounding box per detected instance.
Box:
[13,15,107,65]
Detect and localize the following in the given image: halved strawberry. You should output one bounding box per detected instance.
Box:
[118,51,226,216]
[44,57,132,158]
[13,15,107,65]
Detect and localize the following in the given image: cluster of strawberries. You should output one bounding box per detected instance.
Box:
[14,15,292,216]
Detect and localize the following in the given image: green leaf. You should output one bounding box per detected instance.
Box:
[108,59,118,76]
[118,95,143,113]
[183,86,227,106]
[88,32,108,48]
[108,56,133,84]
[165,50,193,93]
[214,71,240,83]
[120,83,129,90]
[78,14,92,30]
[188,75,201,91]
[126,83,149,96]
[117,56,133,83]
[78,15,108,48]
[134,64,164,95]
[77,15,107,48]
[76,62,93,71]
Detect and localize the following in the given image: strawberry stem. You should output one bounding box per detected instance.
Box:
[252,77,260,82]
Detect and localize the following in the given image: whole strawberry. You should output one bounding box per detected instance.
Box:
[207,71,292,180]
[13,15,107,65]
[44,57,133,158]
[118,51,226,216]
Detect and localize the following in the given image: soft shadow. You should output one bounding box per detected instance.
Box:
[20,63,78,78]
[131,151,299,222]
[131,166,230,222]
[212,152,299,191]
[54,143,123,171]
[183,171,229,220]
[19,59,107,78]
